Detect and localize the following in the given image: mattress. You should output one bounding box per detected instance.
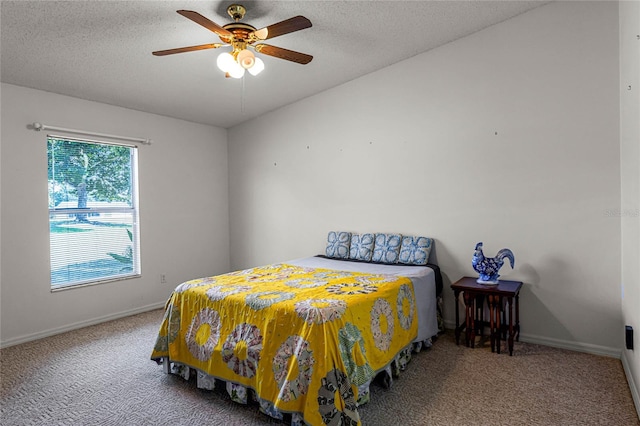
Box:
[286,256,439,342]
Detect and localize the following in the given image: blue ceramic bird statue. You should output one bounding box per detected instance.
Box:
[472,242,515,284]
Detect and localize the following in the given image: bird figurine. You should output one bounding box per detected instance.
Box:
[472,242,515,284]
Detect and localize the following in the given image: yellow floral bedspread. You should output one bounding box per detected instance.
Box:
[151,263,417,426]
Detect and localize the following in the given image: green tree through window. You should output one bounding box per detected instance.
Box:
[47,136,140,289]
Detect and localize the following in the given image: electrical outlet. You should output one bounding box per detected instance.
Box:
[160,274,166,284]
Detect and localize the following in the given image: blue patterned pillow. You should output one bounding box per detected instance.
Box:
[349,233,374,262]
[372,233,402,264]
[325,231,352,259]
[398,236,433,265]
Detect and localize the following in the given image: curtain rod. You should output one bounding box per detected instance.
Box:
[32,122,152,145]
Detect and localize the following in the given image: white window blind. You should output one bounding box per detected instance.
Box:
[47,136,140,290]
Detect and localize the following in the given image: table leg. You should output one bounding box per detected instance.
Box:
[475,295,484,339]
[507,296,514,356]
[496,296,502,354]
[501,302,507,340]
[463,291,475,348]
[454,290,461,345]
[515,294,520,342]
[488,294,496,353]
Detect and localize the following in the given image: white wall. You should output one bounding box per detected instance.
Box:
[620,0,640,417]
[228,1,622,355]
[0,83,230,346]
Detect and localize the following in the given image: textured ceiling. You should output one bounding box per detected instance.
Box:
[1,1,548,128]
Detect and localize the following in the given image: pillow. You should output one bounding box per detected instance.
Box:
[349,233,374,262]
[325,231,352,259]
[398,236,433,266]
[372,233,402,264]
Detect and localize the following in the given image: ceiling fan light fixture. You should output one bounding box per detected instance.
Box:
[237,49,255,69]
[248,57,265,76]
[227,61,246,79]
[217,52,235,72]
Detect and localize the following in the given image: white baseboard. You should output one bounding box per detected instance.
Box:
[622,351,640,421]
[442,319,620,358]
[0,302,165,349]
[518,332,621,358]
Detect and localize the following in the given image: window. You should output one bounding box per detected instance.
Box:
[47,136,140,290]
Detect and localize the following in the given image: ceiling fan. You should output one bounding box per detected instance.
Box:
[152,4,312,79]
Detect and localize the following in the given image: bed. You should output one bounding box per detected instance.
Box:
[151,251,442,426]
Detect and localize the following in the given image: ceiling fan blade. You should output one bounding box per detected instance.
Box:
[252,16,312,40]
[177,10,233,40]
[254,44,313,64]
[152,43,224,56]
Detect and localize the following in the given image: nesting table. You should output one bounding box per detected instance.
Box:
[451,276,522,355]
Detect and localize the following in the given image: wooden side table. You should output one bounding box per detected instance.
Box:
[451,276,523,355]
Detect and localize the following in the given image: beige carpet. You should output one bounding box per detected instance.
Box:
[1,309,638,426]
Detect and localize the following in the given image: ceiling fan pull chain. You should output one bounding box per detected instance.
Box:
[241,75,246,114]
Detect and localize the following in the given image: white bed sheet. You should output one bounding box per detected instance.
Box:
[286,257,438,342]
